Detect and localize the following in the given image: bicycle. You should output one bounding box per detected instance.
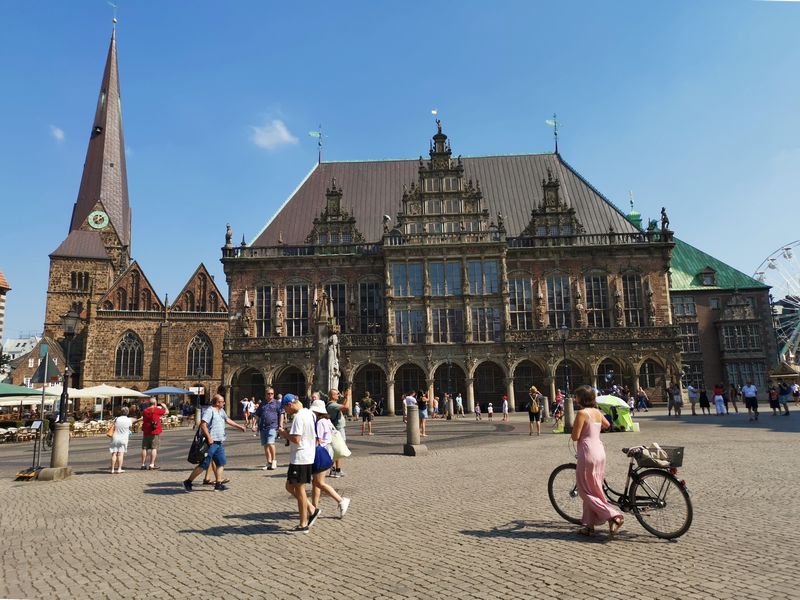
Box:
[547,444,693,539]
[42,427,54,451]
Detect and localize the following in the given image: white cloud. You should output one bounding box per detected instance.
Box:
[50,125,65,143]
[250,118,298,150]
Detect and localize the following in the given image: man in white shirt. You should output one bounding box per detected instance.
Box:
[278,394,318,534]
[403,390,417,423]
[687,384,699,416]
[742,381,759,421]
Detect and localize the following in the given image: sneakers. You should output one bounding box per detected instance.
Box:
[183,479,193,492]
[271,460,278,469]
[329,470,341,478]
[148,465,159,470]
[338,497,350,518]
[307,508,321,528]
[289,525,310,534]
[214,483,228,491]
[262,464,271,471]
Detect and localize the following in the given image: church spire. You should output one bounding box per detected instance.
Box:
[68,26,131,262]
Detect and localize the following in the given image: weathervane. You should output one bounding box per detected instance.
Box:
[308,125,324,164]
[629,190,635,212]
[107,1,118,29]
[545,113,560,153]
[431,108,441,131]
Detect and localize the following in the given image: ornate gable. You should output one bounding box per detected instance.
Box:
[394,121,493,240]
[99,261,163,311]
[305,180,365,245]
[171,263,228,313]
[521,169,585,238]
[720,293,756,321]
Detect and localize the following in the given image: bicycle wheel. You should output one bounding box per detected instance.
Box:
[42,432,53,450]
[630,469,693,539]
[547,463,582,525]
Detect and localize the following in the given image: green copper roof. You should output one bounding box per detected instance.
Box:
[670,238,767,291]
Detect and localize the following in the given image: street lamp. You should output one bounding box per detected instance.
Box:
[194,367,205,428]
[51,308,80,470]
[557,323,575,433]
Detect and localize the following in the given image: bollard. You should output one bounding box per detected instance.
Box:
[403,405,428,456]
[447,396,454,420]
[39,422,74,480]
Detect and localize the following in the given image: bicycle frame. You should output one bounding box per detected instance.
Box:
[603,457,687,512]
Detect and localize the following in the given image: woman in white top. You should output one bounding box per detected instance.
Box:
[109,407,133,473]
[309,400,350,519]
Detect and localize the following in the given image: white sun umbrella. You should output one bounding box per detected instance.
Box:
[71,384,149,419]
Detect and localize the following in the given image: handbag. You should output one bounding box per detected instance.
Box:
[330,429,351,459]
[311,419,334,473]
[106,420,116,439]
[187,413,213,464]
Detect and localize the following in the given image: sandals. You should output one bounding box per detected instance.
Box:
[202,479,230,485]
[577,526,595,537]
[608,516,624,539]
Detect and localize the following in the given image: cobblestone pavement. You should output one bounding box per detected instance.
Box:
[1,408,798,599]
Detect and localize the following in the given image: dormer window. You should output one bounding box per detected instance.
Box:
[700,268,716,286]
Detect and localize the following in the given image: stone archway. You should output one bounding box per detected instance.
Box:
[555,359,581,396]
[473,361,505,412]
[352,363,387,415]
[597,358,624,391]
[433,361,466,410]
[513,360,545,411]
[639,358,666,402]
[230,367,265,418]
[393,363,426,414]
[272,366,307,401]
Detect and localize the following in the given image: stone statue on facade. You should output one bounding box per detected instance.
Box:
[660,207,670,231]
[328,332,341,391]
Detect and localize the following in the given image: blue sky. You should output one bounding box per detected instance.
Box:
[1,0,799,338]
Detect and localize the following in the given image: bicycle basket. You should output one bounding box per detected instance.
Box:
[633,445,684,468]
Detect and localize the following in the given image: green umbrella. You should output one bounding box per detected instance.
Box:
[0,382,50,397]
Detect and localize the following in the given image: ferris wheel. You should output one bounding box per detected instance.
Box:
[754,240,800,365]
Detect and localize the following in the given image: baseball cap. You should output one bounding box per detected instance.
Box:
[280,393,298,408]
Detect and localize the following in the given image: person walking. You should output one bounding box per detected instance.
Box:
[768,382,780,416]
[255,386,281,470]
[108,407,132,473]
[183,394,246,492]
[728,383,741,414]
[526,386,545,436]
[742,381,759,421]
[777,381,791,416]
[687,384,699,416]
[360,391,376,435]
[486,402,494,422]
[278,394,317,533]
[326,388,350,478]
[310,399,350,519]
[792,382,800,407]
[140,397,168,470]
[671,384,683,417]
[713,383,726,415]
[418,391,430,436]
[501,395,509,422]
[636,388,649,412]
[571,385,624,539]
[475,400,482,421]
[698,389,711,415]
[455,393,464,417]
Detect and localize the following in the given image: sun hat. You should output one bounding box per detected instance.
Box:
[309,399,327,413]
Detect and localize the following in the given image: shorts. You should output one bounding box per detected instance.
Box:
[528,411,542,422]
[141,435,160,450]
[362,413,373,422]
[745,397,758,410]
[778,396,789,406]
[419,409,428,420]
[286,463,313,485]
[199,442,227,469]
[260,428,277,446]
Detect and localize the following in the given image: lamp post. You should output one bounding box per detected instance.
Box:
[557,323,575,433]
[195,367,205,428]
[50,308,80,471]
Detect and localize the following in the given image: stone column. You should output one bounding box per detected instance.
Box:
[50,422,71,469]
[426,378,435,405]
[403,405,427,456]
[505,377,515,413]
[548,376,557,414]
[386,381,395,416]
[466,378,475,413]
[447,394,454,418]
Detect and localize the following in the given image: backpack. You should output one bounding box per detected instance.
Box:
[529,395,540,414]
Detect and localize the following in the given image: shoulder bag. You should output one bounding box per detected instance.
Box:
[330,428,351,459]
[187,413,213,464]
[106,419,116,439]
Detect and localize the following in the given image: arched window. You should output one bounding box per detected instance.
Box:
[198,275,208,311]
[141,289,152,311]
[185,291,195,312]
[187,333,212,377]
[209,292,219,312]
[130,272,140,310]
[116,288,127,311]
[115,331,143,377]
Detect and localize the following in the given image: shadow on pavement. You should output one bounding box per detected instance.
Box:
[177,511,296,536]
[460,519,668,544]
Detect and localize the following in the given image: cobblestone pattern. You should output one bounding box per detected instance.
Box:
[0,410,798,599]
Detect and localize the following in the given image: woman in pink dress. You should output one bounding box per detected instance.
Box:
[570,385,624,538]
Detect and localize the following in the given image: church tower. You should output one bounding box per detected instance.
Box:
[44,27,131,342]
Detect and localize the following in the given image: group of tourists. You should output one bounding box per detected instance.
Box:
[107,397,169,473]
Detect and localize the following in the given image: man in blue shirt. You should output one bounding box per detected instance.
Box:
[183,394,246,492]
[255,386,282,470]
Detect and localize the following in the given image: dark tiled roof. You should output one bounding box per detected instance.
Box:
[251,153,639,246]
[0,270,9,291]
[68,31,130,248]
[50,230,110,260]
[670,238,766,291]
